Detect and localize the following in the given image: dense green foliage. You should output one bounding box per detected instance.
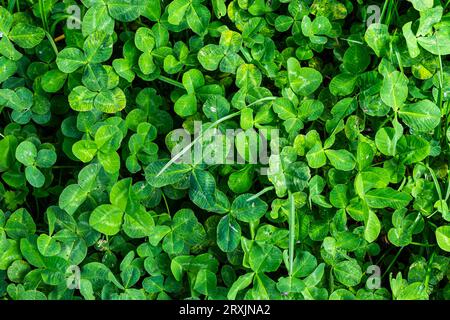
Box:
[0,0,449,300]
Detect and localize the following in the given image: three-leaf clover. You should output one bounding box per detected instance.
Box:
[15,141,56,188]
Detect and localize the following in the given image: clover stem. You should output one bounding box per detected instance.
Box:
[250,221,257,240]
[157,75,185,89]
[427,221,438,230]
[7,0,15,12]
[397,176,406,191]
[45,31,59,55]
[410,242,436,247]
[246,96,277,108]
[381,246,404,279]
[444,101,450,149]
[445,172,450,201]
[329,268,334,293]
[156,111,241,177]
[50,16,72,36]
[379,0,389,24]
[394,50,404,74]
[38,0,48,31]
[374,246,394,265]
[288,190,295,276]
[246,186,274,202]
[427,210,439,219]
[156,96,277,177]
[161,192,171,216]
[382,0,396,26]
[424,252,436,291]
[425,163,443,205]
[437,66,444,110]
[382,212,422,279]
[338,38,363,45]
